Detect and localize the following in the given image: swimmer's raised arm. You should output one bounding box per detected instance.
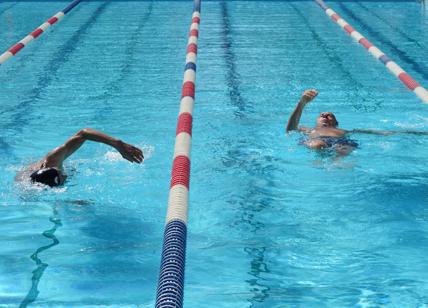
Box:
[286,89,318,133]
[351,129,428,136]
[44,128,144,166]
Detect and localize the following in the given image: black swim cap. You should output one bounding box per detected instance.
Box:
[30,168,61,187]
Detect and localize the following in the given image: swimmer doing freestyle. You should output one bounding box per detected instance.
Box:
[286,89,428,156]
[18,128,144,187]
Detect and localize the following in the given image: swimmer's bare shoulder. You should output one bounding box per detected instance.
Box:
[308,127,349,138]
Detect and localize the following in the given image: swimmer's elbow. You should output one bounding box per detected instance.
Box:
[76,128,93,139]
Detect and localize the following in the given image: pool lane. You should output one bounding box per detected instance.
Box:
[0,2,17,16]
[0,2,111,136]
[337,2,428,82]
[315,0,428,103]
[0,1,189,306]
[0,0,83,66]
[355,2,428,52]
[189,1,428,306]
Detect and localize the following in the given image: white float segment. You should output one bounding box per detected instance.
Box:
[368,46,384,59]
[325,8,335,17]
[53,12,65,20]
[193,12,200,18]
[20,35,34,46]
[188,36,198,45]
[414,87,428,104]
[350,31,364,42]
[39,22,51,31]
[337,19,348,28]
[0,52,13,64]
[166,184,189,224]
[174,133,192,159]
[386,61,405,77]
[186,53,197,64]
[190,23,199,31]
[183,69,196,83]
[179,97,194,115]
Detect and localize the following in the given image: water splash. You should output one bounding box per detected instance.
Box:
[104,144,154,162]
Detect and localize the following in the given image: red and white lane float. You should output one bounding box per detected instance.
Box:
[0,0,82,65]
[315,0,428,104]
[155,0,201,307]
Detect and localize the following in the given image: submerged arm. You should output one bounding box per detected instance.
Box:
[44,128,143,166]
[351,129,428,136]
[286,89,318,133]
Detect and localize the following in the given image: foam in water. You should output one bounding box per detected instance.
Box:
[104,143,154,162]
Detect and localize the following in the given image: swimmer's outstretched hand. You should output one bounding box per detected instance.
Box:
[116,140,144,163]
[301,89,318,104]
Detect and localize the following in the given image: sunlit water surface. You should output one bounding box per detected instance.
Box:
[0,1,427,307]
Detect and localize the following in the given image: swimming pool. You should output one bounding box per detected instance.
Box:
[1,0,427,306]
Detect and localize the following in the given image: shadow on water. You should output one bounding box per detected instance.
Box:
[58,199,158,295]
[19,207,62,308]
[18,196,154,305]
[79,210,152,244]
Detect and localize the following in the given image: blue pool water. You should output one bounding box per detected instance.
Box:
[1,1,428,307]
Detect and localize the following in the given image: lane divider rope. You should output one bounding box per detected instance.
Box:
[0,0,82,66]
[315,0,428,104]
[155,0,201,307]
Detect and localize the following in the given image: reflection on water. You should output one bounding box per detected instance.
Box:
[20,208,62,308]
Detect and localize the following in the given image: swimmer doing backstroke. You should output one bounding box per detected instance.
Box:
[286,89,428,156]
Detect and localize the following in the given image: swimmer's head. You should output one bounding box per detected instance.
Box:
[30,168,65,187]
[316,112,338,128]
